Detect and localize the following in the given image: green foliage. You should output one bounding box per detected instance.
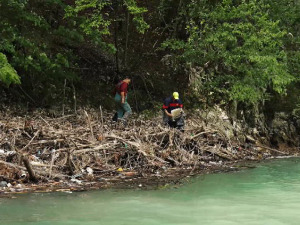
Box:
[65,0,112,50]
[265,0,300,79]
[162,0,294,104]
[124,0,149,34]
[0,0,84,104]
[0,53,20,85]
[0,0,299,112]
[65,0,149,51]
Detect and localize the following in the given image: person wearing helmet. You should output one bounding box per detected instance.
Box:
[162,92,185,131]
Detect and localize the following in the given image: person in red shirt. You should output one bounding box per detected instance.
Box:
[113,78,132,125]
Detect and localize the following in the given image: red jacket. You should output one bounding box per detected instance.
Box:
[114,81,128,96]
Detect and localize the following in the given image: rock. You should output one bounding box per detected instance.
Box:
[270,111,300,146]
[16,184,23,188]
[0,181,7,187]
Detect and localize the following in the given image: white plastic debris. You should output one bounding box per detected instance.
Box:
[0,149,16,156]
[21,170,27,178]
[86,167,93,175]
[71,178,82,185]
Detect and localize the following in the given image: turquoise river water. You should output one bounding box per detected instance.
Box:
[1,157,300,225]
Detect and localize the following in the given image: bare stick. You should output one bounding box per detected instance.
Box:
[39,116,51,127]
[256,144,286,155]
[99,105,104,133]
[84,110,95,141]
[0,160,26,170]
[72,81,77,114]
[62,79,67,116]
[20,130,40,152]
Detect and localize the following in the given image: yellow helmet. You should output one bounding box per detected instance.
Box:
[173,92,179,100]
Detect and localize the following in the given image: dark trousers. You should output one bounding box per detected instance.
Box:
[163,113,185,131]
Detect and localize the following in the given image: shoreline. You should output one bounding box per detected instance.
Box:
[1,156,298,198]
[1,108,299,197]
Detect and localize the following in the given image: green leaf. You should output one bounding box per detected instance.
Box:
[0,53,20,85]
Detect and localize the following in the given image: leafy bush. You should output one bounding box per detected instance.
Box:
[0,53,20,85]
[162,0,294,104]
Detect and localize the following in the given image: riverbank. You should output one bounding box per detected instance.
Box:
[1,107,299,197]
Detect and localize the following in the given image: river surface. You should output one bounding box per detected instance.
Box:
[1,158,300,225]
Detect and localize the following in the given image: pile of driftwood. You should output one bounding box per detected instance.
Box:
[0,108,288,185]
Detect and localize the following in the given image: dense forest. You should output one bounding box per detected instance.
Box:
[0,0,299,117]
